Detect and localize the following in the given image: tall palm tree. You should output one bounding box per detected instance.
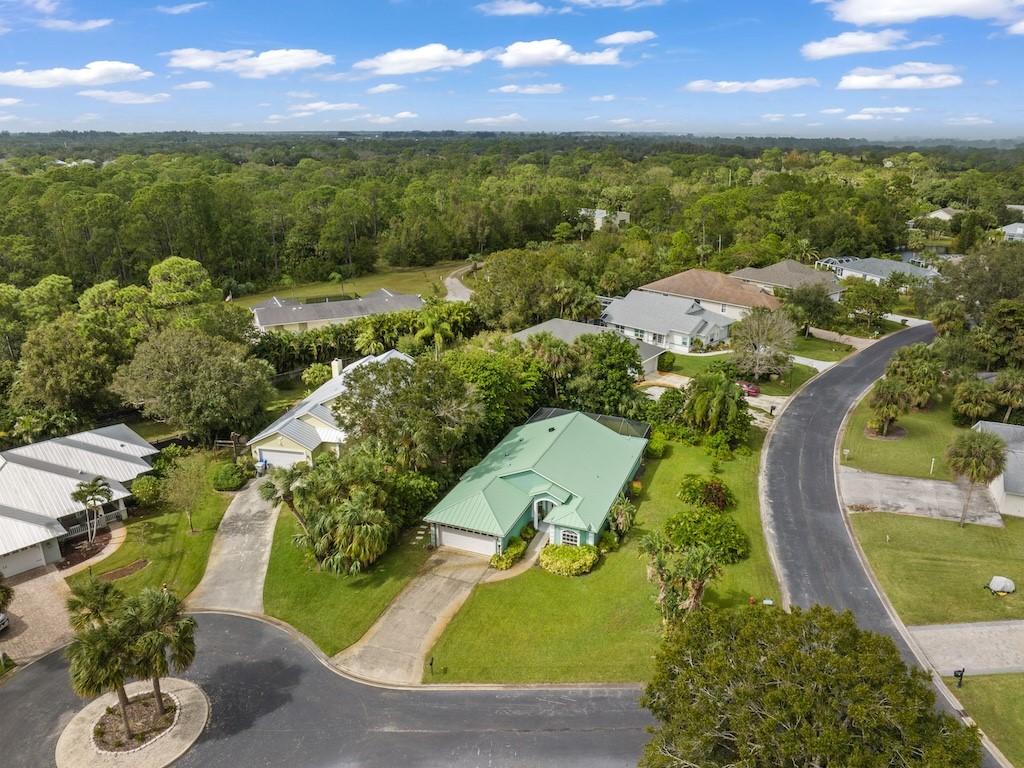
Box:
[952,378,996,425]
[679,544,722,613]
[526,331,574,401]
[120,588,197,715]
[946,429,1007,528]
[0,573,12,614]
[67,623,136,738]
[415,309,454,361]
[682,372,745,436]
[67,577,126,631]
[929,300,968,338]
[993,368,1024,423]
[71,476,114,545]
[354,325,385,356]
[258,464,310,534]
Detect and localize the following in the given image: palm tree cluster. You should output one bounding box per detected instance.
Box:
[70,476,114,545]
[638,534,721,622]
[883,342,944,410]
[65,579,196,739]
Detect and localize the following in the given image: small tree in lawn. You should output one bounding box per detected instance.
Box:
[163,456,206,534]
[946,429,1007,528]
[868,377,912,436]
[258,463,310,535]
[71,476,114,545]
[729,307,796,381]
[608,495,637,536]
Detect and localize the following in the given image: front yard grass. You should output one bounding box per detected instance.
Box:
[670,354,818,396]
[425,432,778,684]
[791,334,854,362]
[850,512,1023,625]
[842,396,964,481]
[943,673,1024,768]
[262,513,432,656]
[66,452,232,597]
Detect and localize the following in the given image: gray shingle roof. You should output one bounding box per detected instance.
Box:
[974,421,1024,496]
[510,318,661,362]
[839,258,938,280]
[252,289,423,330]
[732,259,839,291]
[601,290,733,337]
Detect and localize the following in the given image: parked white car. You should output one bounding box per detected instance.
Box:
[0,612,8,632]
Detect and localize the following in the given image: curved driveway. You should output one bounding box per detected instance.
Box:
[0,614,651,768]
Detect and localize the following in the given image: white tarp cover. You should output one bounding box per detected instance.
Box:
[988,576,1016,593]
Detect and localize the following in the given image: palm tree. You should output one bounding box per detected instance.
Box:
[67,623,137,738]
[952,379,996,425]
[120,588,197,715]
[993,368,1024,423]
[679,544,722,613]
[0,573,12,614]
[71,476,114,545]
[415,308,454,361]
[67,577,126,631]
[354,325,384,356]
[258,464,310,534]
[526,331,574,401]
[946,429,1007,528]
[929,300,968,338]
[682,372,746,437]
[867,377,913,436]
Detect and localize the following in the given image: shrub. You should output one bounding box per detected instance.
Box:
[539,543,599,576]
[703,431,734,461]
[677,474,736,512]
[236,454,257,479]
[490,537,528,570]
[301,363,332,389]
[657,351,676,372]
[520,523,536,543]
[131,475,163,507]
[664,508,749,564]
[212,462,246,491]
[645,430,668,459]
[151,444,190,478]
[608,495,637,536]
[598,529,619,553]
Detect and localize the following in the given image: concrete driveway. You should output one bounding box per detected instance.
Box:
[444,264,474,302]
[187,480,279,613]
[334,549,490,685]
[840,467,1003,526]
[0,565,72,663]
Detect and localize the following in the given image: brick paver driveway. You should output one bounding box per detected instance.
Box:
[0,565,72,663]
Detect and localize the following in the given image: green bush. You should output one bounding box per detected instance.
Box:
[646,429,668,459]
[664,509,749,564]
[131,475,163,507]
[677,474,736,512]
[490,537,528,570]
[703,431,734,461]
[539,543,599,576]
[236,454,257,479]
[598,529,619,553]
[608,495,637,536]
[211,462,246,491]
[657,351,676,372]
[152,444,190,478]
[520,523,536,543]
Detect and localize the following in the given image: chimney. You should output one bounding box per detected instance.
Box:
[331,359,344,378]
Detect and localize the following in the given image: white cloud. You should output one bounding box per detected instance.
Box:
[476,0,549,15]
[366,83,404,94]
[24,1,58,12]
[685,77,819,93]
[156,2,207,13]
[946,115,994,125]
[819,107,846,114]
[495,39,621,67]
[365,111,417,124]
[801,29,935,59]
[0,97,21,106]
[590,93,615,101]
[860,106,914,114]
[1010,19,1024,33]
[173,80,213,89]
[821,0,1021,25]
[0,60,151,88]
[354,44,486,75]
[286,90,314,98]
[762,113,786,122]
[165,48,334,78]
[38,18,113,31]
[607,117,634,124]
[837,61,962,89]
[847,113,876,120]
[565,0,665,7]
[289,100,361,112]
[466,112,526,124]
[596,30,656,45]
[492,83,563,93]
[77,89,170,104]
[72,112,101,123]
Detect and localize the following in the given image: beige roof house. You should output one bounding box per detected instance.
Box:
[639,269,780,320]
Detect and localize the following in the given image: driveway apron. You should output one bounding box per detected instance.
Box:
[334,549,490,685]
[910,621,1024,675]
[187,480,279,613]
[0,565,72,663]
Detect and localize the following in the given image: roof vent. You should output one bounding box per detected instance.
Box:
[548,427,556,432]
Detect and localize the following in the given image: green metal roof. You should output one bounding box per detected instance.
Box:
[424,411,647,537]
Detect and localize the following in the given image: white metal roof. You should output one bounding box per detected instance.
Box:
[0,454,131,522]
[0,505,67,554]
[9,437,152,483]
[68,424,159,459]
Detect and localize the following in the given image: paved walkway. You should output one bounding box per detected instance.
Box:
[444,263,474,302]
[792,354,836,372]
[333,549,490,685]
[807,326,877,350]
[186,480,279,613]
[909,621,1024,675]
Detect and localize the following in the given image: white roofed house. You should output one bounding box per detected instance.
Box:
[251,289,424,334]
[0,424,158,578]
[247,350,413,468]
[1001,223,1024,242]
[601,290,733,354]
[511,318,663,378]
[827,257,939,286]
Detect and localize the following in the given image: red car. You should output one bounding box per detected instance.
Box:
[737,380,760,396]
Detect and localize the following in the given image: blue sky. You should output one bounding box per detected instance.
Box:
[0,0,1021,138]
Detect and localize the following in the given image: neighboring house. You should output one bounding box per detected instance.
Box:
[972,421,1024,518]
[601,290,732,353]
[424,410,647,557]
[0,425,157,578]
[580,208,630,231]
[639,268,781,321]
[731,259,843,301]
[251,289,424,333]
[248,349,413,468]
[907,207,963,229]
[1001,223,1024,242]
[825,257,939,285]
[510,318,662,378]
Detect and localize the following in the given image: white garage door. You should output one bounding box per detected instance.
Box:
[0,544,46,578]
[436,527,497,557]
[258,448,306,468]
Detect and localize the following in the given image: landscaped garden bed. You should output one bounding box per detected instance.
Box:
[93,693,176,752]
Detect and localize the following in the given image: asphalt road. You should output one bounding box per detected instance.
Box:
[0,613,652,768]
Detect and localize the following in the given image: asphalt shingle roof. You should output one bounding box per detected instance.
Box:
[252,289,423,330]
[601,290,733,337]
[731,259,839,291]
[511,318,662,363]
[640,269,781,310]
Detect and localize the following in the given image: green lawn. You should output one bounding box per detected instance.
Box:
[791,333,854,362]
[850,512,1024,625]
[124,418,182,444]
[943,674,1024,768]
[238,261,465,308]
[262,513,432,656]
[669,353,731,378]
[425,432,778,684]
[842,396,964,481]
[66,452,232,597]
[670,353,817,396]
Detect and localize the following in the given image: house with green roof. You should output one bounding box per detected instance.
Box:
[424,411,647,557]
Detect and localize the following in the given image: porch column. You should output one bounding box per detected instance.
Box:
[117,498,127,521]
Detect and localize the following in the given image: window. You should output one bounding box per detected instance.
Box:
[561,529,579,546]
[653,334,664,344]
[633,328,644,339]
[720,304,727,313]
